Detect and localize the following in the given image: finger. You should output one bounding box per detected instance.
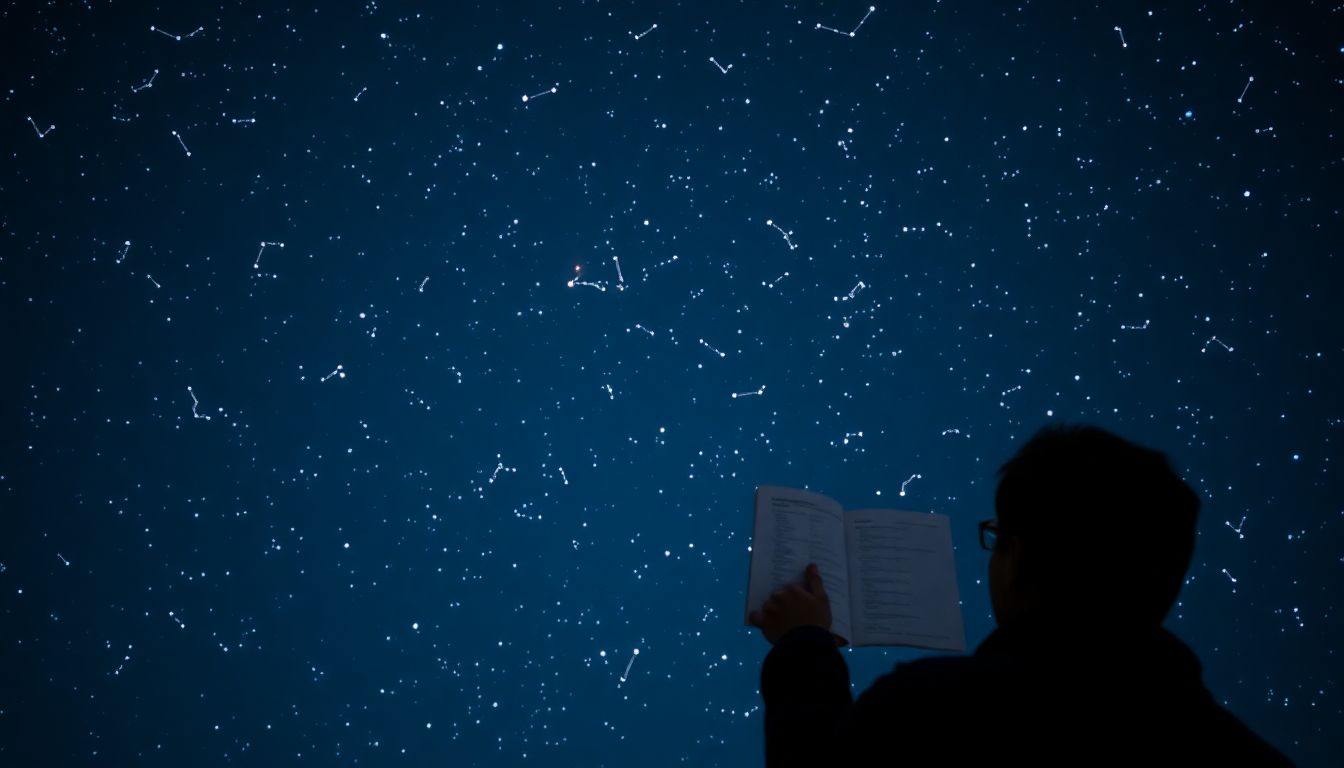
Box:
[806,564,827,600]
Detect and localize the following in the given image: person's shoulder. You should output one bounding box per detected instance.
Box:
[1199,701,1295,765]
[868,653,987,700]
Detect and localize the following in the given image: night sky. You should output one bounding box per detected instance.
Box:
[2,2,1340,765]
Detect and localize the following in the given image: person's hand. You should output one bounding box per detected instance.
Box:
[748,563,838,645]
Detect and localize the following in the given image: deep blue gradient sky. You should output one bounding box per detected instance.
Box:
[2,2,1340,765]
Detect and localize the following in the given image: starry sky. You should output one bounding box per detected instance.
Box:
[1,1,1339,765]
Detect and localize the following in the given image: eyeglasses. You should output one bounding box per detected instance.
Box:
[978,520,999,551]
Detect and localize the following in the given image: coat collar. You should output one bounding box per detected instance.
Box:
[973,616,1205,684]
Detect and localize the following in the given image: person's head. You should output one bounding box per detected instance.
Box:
[987,424,1199,628]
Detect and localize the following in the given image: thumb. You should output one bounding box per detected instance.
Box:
[805,564,826,600]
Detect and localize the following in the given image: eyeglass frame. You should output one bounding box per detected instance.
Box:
[978,519,1001,551]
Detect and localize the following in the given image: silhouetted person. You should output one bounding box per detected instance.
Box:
[749,424,1293,766]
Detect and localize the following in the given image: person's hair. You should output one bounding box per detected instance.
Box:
[994,424,1199,625]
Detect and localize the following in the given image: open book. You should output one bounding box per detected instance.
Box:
[744,485,966,651]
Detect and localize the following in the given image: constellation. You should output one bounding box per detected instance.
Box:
[1113,26,1127,48]
[1254,126,1275,135]
[353,86,367,102]
[187,386,212,420]
[1220,568,1238,591]
[619,648,640,683]
[836,280,867,301]
[632,324,655,337]
[116,240,131,264]
[1237,76,1254,104]
[1226,515,1247,540]
[418,276,430,292]
[631,23,657,40]
[1120,319,1150,330]
[321,364,345,382]
[26,117,54,138]
[841,431,863,445]
[170,129,191,156]
[132,69,159,93]
[642,253,680,278]
[699,339,727,358]
[567,264,607,292]
[57,553,70,566]
[230,117,256,125]
[731,386,765,399]
[602,383,614,400]
[898,473,922,497]
[1201,336,1234,353]
[709,57,733,74]
[816,5,875,37]
[612,256,627,291]
[521,85,558,103]
[763,271,790,289]
[150,25,204,41]
[488,458,517,484]
[558,467,569,485]
[765,219,797,250]
[146,274,161,289]
[254,241,284,269]
[941,428,969,437]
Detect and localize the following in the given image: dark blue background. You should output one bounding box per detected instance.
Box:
[2,2,1339,765]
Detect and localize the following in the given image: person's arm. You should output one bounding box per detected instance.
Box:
[759,624,854,767]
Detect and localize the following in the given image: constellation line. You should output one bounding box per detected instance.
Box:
[26,117,55,138]
[632,23,657,40]
[816,5,876,37]
[150,25,204,41]
[899,473,922,497]
[1237,76,1254,104]
[522,85,558,103]
[709,57,733,74]
[170,129,191,157]
[567,264,607,292]
[488,458,517,484]
[619,648,640,683]
[1113,26,1127,48]
[836,281,867,302]
[765,219,797,250]
[132,69,160,93]
[187,386,211,420]
[731,385,765,399]
[699,339,727,358]
[255,241,284,269]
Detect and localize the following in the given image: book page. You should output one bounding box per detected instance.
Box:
[843,510,966,651]
[744,486,853,645]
